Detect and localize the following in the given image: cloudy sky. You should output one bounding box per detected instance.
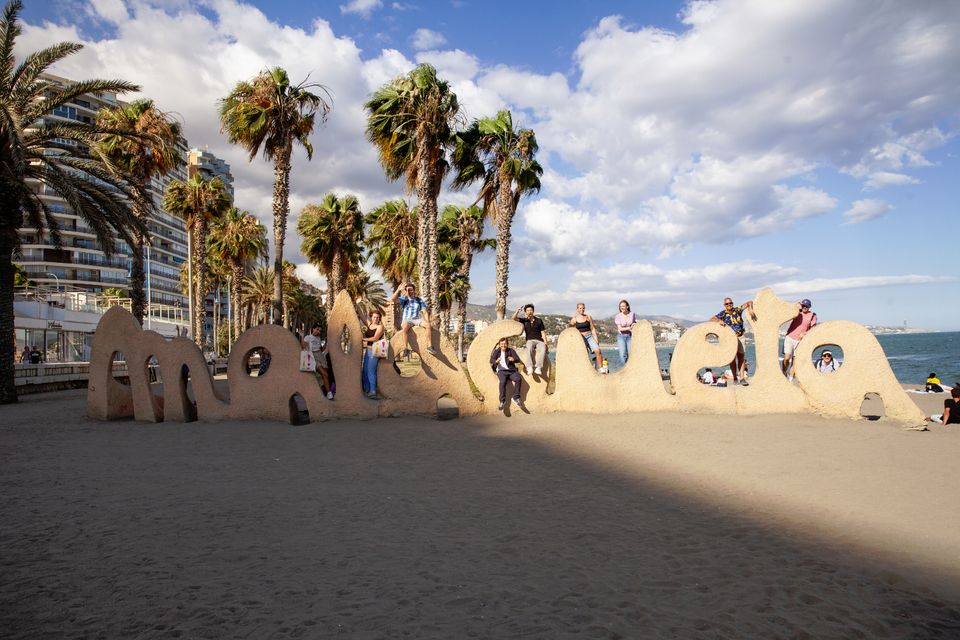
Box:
[20,0,960,329]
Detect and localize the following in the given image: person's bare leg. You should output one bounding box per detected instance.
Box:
[737,352,747,380]
[400,321,411,356]
[729,358,739,381]
[594,348,603,370]
[318,366,331,391]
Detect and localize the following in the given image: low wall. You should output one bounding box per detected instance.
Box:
[86,289,927,429]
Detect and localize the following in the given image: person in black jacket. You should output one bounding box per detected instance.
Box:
[490,337,524,411]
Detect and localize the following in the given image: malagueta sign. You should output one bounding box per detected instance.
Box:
[87,288,927,429]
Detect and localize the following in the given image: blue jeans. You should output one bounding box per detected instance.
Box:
[617,333,631,364]
[362,349,378,394]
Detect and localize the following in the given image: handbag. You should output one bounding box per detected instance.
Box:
[371,339,389,359]
[299,350,316,372]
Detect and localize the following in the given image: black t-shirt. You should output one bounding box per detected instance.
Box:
[945,398,960,424]
[29,350,41,364]
[519,316,545,342]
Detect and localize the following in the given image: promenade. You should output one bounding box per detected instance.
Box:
[2,389,959,638]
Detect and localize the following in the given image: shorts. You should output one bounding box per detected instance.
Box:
[736,334,746,354]
[783,336,800,357]
[403,316,427,328]
[582,333,600,352]
[312,351,328,369]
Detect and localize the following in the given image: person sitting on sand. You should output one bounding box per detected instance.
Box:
[710,297,757,386]
[782,299,817,380]
[702,368,716,384]
[815,350,840,373]
[490,337,524,411]
[570,302,603,371]
[930,387,960,425]
[391,282,436,360]
[926,373,944,393]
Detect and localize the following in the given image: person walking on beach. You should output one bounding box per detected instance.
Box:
[781,299,818,380]
[361,311,385,399]
[390,282,436,360]
[490,336,523,411]
[614,299,638,365]
[929,387,960,424]
[302,323,334,400]
[710,297,756,385]
[511,304,547,376]
[570,302,603,371]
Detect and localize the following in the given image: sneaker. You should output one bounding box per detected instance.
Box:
[739,379,749,386]
[514,398,524,410]
[366,391,377,399]
[326,391,335,400]
[425,345,437,356]
[534,367,542,376]
[498,401,504,411]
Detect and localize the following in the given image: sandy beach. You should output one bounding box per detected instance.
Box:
[2,389,960,638]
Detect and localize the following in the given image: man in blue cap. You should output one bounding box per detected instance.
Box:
[782,298,818,380]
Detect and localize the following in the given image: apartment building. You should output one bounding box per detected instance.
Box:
[18,74,189,311]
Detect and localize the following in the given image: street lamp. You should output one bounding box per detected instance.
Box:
[46,272,60,292]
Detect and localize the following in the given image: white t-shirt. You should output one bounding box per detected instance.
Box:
[303,334,323,354]
[499,349,508,370]
[703,370,716,384]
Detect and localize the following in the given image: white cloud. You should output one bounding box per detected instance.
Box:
[772,274,954,294]
[864,172,920,190]
[339,0,382,18]
[410,27,446,50]
[843,199,893,224]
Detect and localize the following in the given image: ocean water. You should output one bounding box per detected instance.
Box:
[548,331,960,385]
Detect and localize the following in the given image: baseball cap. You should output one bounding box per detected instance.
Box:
[801,299,812,308]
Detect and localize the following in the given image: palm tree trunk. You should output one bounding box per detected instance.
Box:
[415,139,439,316]
[232,263,244,343]
[494,179,514,320]
[193,219,208,348]
[213,284,220,355]
[128,195,149,325]
[271,145,292,326]
[330,251,344,312]
[0,230,18,404]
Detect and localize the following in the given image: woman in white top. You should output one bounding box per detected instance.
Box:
[614,299,637,365]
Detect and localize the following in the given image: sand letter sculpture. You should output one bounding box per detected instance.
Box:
[87,289,926,429]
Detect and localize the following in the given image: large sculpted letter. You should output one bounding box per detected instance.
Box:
[552,322,677,414]
[670,322,739,414]
[733,288,809,414]
[793,321,926,427]
[466,319,550,413]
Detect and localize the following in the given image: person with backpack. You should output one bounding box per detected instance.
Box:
[782,299,818,380]
[815,350,840,373]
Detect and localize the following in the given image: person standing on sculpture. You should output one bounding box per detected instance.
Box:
[361,311,385,399]
[511,304,547,376]
[391,282,436,360]
[302,323,334,400]
[781,298,818,380]
[614,299,637,365]
[490,337,524,411]
[710,297,756,385]
[570,303,604,371]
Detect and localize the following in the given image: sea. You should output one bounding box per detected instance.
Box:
[547,331,960,385]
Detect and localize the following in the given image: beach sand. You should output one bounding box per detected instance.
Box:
[2,389,960,638]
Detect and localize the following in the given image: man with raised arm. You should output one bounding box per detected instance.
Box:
[511,303,548,376]
[710,296,757,385]
[390,282,436,360]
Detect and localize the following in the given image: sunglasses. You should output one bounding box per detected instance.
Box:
[822,354,832,358]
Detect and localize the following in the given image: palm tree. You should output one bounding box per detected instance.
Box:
[364,198,417,328]
[297,193,363,313]
[96,98,182,324]
[439,204,495,358]
[219,67,331,326]
[435,243,466,339]
[346,269,388,320]
[163,173,230,347]
[452,109,542,319]
[207,207,267,343]
[281,259,299,329]
[286,286,324,335]
[364,63,460,316]
[243,266,274,327]
[0,0,146,404]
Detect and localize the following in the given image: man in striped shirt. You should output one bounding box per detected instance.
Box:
[391,282,437,359]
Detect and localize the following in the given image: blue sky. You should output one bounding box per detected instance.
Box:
[20,0,960,329]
